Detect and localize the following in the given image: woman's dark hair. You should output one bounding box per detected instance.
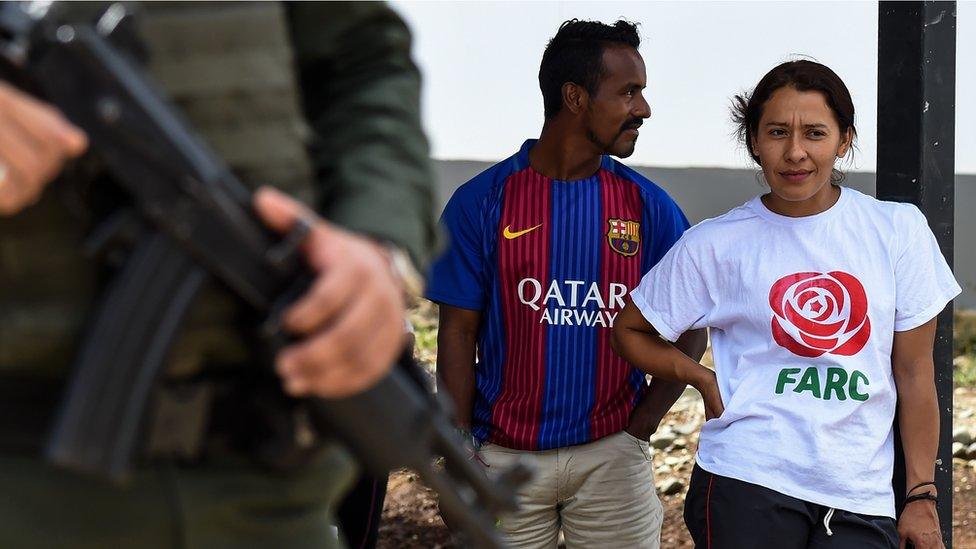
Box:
[539,19,640,120]
[732,60,857,180]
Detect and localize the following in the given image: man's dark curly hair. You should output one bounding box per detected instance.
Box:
[539,19,640,120]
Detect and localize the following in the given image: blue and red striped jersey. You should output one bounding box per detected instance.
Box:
[427,140,690,450]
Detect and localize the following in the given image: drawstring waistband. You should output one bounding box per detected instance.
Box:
[823,507,835,536]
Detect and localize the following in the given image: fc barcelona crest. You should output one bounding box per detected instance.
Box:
[607,218,640,256]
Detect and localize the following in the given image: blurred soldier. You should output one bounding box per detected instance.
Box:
[0,2,434,548]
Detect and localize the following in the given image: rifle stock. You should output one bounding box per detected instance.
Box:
[309,371,530,549]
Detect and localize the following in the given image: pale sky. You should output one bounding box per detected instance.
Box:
[391,1,975,174]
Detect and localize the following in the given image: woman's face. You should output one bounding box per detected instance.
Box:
[751,86,852,206]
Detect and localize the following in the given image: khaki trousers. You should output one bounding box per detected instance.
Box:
[479,430,663,549]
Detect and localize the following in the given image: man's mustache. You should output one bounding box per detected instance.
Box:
[620,118,643,132]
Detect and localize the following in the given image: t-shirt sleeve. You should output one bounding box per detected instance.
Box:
[425,188,488,310]
[893,207,962,332]
[647,193,692,266]
[630,235,713,342]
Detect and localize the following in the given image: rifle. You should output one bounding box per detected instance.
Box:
[0,3,529,547]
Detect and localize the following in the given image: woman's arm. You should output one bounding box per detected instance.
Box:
[612,300,723,419]
[624,328,708,439]
[892,317,945,549]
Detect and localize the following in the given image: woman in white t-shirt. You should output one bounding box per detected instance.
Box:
[612,60,959,549]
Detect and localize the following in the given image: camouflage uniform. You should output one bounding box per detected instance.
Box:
[0,3,435,548]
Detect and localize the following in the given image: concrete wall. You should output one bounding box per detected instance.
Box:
[433,160,975,309]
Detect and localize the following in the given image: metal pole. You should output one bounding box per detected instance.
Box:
[877,1,956,545]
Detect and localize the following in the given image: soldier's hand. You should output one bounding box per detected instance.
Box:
[253,186,405,398]
[0,82,88,216]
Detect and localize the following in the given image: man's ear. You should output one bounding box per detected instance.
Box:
[562,82,587,115]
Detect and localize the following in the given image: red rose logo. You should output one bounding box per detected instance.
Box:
[768,271,871,358]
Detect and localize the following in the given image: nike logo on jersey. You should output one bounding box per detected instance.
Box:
[502,224,543,240]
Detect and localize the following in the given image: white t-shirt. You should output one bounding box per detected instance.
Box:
[630,186,961,518]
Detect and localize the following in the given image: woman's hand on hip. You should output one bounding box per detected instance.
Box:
[898,496,944,549]
[693,368,724,420]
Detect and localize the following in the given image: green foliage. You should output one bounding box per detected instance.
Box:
[955,311,976,388]
[415,326,437,352]
[410,301,440,374]
[956,356,976,388]
[956,310,976,357]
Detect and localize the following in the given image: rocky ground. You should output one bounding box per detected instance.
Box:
[953,385,976,548]
[376,306,976,547]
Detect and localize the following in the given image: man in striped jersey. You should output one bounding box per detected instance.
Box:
[427,19,706,548]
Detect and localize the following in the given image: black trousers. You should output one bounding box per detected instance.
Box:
[337,473,387,549]
[684,464,898,549]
